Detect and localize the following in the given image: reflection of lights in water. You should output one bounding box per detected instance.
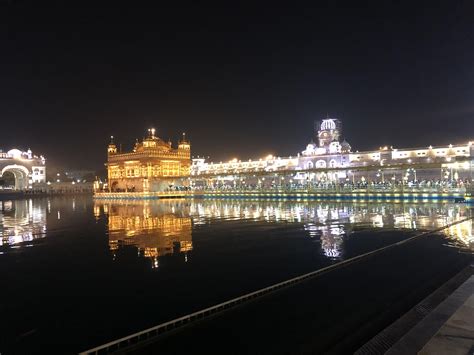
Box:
[2,201,13,211]
[304,223,319,237]
[93,205,101,220]
[371,215,384,228]
[443,219,473,251]
[94,199,474,268]
[187,200,473,254]
[98,200,193,268]
[1,199,47,248]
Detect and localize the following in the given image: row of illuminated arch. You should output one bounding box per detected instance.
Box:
[304,159,338,169]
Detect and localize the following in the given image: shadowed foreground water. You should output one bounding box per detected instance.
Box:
[0,197,472,354]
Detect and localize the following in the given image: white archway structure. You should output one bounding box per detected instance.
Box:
[1,165,30,190]
[316,160,327,168]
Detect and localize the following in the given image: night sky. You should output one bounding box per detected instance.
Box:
[1,1,473,173]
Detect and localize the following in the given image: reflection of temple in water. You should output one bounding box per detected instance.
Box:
[0,199,47,247]
[95,200,193,267]
[95,199,472,267]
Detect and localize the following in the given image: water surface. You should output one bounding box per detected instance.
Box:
[0,197,472,353]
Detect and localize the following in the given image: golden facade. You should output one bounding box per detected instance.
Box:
[107,128,191,192]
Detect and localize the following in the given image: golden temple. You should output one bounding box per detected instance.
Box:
[106,128,191,192]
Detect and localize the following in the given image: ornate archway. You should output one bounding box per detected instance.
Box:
[316,160,327,168]
[1,165,30,190]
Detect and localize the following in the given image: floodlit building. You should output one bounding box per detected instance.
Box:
[191,118,474,184]
[106,128,191,192]
[0,148,46,189]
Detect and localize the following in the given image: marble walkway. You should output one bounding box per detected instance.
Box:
[388,274,474,355]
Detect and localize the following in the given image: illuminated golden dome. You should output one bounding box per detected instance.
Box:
[139,128,172,151]
[178,132,190,150]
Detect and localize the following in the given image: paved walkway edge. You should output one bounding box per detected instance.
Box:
[386,267,474,354]
[355,265,474,354]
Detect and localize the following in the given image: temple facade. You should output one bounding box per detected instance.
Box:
[106,128,191,192]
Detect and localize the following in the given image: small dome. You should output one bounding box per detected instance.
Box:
[7,149,23,158]
[306,139,315,149]
[341,139,351,152]
[179,132,190,146]
[321,119,336,130]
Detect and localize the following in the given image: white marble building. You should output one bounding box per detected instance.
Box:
[0,148,46,189]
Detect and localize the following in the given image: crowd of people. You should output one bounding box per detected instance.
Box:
[103,177,473,193]
[194,178,472,192]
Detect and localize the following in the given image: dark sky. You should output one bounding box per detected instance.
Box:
[1,1,474,173]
